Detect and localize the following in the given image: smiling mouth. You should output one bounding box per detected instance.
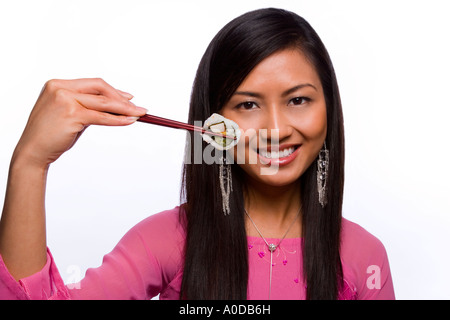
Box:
[257,145,301,159]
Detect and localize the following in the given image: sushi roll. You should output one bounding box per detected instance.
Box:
[202,113,241,150]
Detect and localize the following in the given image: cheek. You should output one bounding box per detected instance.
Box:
[298,103,327,141]
[231,127,258,165]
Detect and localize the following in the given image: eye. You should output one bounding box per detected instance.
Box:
[236,101,258,110]
[288,97,310,106]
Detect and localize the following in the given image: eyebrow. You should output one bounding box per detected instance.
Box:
[234,83,317,98]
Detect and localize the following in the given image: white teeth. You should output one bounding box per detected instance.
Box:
[259,147,295,159]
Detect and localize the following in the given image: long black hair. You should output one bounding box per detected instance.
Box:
[180,8,345,300]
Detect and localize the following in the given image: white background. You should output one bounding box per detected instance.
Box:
[0,0,449,299]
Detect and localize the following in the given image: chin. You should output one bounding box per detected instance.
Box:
[264,173,302,187]
[242,165,304,188]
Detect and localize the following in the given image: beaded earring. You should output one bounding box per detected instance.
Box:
[317,142,329,208]
[219,156,232,215]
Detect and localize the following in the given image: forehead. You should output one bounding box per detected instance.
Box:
[237,48,322,91]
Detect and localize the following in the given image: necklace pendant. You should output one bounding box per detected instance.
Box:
[268,243,277,252]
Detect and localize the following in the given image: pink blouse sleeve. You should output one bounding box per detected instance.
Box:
[340,218,395,300]
[0,248,70,300]
[0,207,184,300]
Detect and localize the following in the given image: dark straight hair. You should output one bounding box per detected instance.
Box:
[180,8,345,300]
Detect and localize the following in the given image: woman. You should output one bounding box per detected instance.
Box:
[0,8,394,300]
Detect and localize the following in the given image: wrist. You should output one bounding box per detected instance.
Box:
[10,143,51,174]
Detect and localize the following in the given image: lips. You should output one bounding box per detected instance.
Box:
[257,144,301,166]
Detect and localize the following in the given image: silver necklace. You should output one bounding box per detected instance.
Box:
[245,208,301,299]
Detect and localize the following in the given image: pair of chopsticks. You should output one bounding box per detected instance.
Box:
[137,114,237,140]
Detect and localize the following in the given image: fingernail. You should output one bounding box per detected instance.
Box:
[127,116,140,121]
[135,106,148,114]
[119,91,134,99]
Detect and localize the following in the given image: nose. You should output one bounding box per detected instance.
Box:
[260,103,293,144]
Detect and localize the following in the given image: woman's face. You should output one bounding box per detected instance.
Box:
[220,48,327,187]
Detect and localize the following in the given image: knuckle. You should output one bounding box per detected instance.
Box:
[53,87,70,102]
[93,77,107,87]
[97,94,109,107]
[123,100,135,112]
[93,77,105,83]
[53,89,80,119]
[43,79,61,93]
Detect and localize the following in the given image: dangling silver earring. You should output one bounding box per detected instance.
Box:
[317,142,329,208]
[219,155,233,215]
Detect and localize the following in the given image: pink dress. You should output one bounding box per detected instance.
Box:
[0,206,395,300]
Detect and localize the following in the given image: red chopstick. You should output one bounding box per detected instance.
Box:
[137,114,237,140]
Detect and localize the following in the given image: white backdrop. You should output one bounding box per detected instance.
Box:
[0,0,449,299]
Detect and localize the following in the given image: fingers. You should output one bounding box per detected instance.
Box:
[44,78,137,107]
[46,78,124,98]
[81,108,141,126]
[43,78,148,127]
[74,92,147,117]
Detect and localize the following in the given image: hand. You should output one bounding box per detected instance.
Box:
[13,78,147,169]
